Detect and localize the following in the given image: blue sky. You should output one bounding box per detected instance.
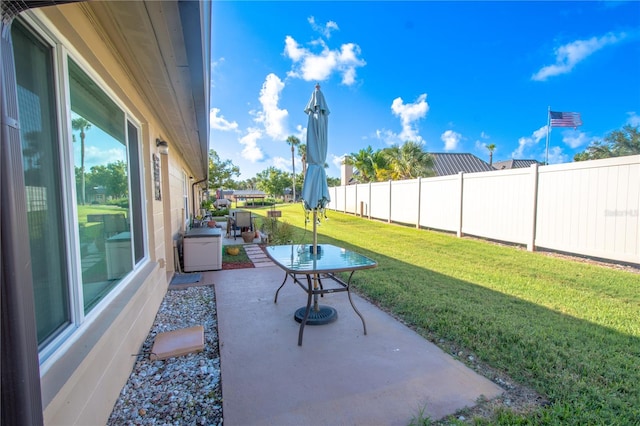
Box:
[210,1,640,180]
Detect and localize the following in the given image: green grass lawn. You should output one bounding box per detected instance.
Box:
[76,205,128,242]
[255,204,639,424]
[76,204,128,224]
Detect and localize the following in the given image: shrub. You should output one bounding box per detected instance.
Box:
[211,208,228,217]
[107,198,129,209]
[261,217,294,244]
[201,199,213,211]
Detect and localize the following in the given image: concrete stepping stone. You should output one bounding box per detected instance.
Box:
[150,325,204,361]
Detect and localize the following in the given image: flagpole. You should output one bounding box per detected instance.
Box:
[545,106,551,165]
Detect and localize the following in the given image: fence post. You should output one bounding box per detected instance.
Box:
[368,182,372,220]
[333,187,337,210]
[457,172,464,237]
[416,177,422,229]
[527,163,539,252]
[354,183,358,215]
[343,184,346,214]
[388,180,392,223]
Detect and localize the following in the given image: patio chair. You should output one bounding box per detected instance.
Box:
[231,211,253,240]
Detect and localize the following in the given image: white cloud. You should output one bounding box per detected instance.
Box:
[308,16,339,38]
[272,156,302,173]
[84,145,124,169]
[298,40,337,81]
[210,57,225,89]
[253,73,289,140]
[375,128,403,146]
[532,32,624,81]
[562,131,589,149]
[210,108,239,132]
[295,124,306,143]
[284,36,306,62]
[332,154,347,170]
[441,130,462,151]
[272,156,291,172]
[547,146,568,164]
[512,125,548,158]
[390,94,429,143]
[626,111,640,127]
[284,34,365,86]
[480,131,490,139]
[239,128,264,162]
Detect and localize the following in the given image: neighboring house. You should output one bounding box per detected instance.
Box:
[283,187,297,202]
[88,185,107,204]
[430,153,495,176]
[233,189,267,205]
[216,189,235,200]
[1,1,210,425]
[492,159,540,170]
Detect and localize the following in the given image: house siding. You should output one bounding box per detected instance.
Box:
[10,4,209,424]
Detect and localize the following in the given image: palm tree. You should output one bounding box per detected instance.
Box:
[487,143,496,167]
[381,141,434,180]
[72,117,91,205]
[286,135,300,202]
[298,143,307,178]
[344,146,373,183]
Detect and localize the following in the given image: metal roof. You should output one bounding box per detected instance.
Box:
[493,159,540,170]
[430,153,495,176]
[233,190,266,198]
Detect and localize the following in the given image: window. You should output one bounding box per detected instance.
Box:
[12,20,148,349]
[14,21,70,347]
[68,58,131,311]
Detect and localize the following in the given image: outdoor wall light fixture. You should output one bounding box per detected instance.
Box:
[156,139,169,155]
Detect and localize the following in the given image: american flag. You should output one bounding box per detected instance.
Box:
[549,111,582,128]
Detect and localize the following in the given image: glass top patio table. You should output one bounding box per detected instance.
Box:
[266,244,377,345]
[265,244,377,274]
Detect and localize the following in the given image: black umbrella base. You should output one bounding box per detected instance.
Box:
[294,305,337,325]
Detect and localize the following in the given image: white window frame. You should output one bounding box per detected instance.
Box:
[19,11,150,371]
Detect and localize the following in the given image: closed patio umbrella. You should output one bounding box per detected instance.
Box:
[301,83,331,213]
[296,84,335,324]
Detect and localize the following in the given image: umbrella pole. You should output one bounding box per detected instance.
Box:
[312,209,319,312]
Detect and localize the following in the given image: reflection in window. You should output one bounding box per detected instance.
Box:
[68,59,132,312]
[14,21,70,346]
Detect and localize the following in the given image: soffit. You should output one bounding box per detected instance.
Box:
[82,1,207,179]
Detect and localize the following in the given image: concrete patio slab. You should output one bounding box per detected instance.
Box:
[213,266,503,425]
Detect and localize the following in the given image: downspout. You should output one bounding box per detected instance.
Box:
[192,177,207,219]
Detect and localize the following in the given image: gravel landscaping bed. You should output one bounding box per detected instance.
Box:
[107,285,223,425]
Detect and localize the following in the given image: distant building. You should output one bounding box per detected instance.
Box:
[493,159,540,170]
[341,163,354,186]
[216,189,234,200]
[430,153,495,176]
[232,189,267,205]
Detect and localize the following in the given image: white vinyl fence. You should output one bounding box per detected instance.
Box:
[327,155,640,265]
